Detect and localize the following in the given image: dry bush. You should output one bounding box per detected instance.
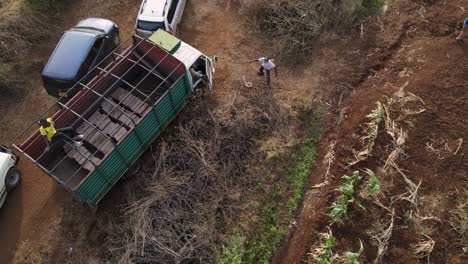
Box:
[240,0,363,62]
[13,240,43,264]
[0,63,21,95]
[24,0,65,10]
[103,87,294,263]
[0,10,57,60]
[412,234,435,262]
[450,197,468,248]
[0,9,59,97]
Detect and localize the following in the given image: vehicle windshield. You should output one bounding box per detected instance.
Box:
[137,20,164,31]
[70,27,103,35]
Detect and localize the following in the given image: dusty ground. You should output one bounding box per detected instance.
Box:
[0,0,466,263]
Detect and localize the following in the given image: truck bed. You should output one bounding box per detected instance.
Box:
[16,35,190,205]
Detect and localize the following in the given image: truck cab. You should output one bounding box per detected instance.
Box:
[148,30,215,91]
[0,145,20,208]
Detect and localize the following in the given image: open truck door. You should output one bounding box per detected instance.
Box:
[205,57,214,91]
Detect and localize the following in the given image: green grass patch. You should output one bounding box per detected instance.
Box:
[219,234,246,264]
[220,110,322,264]
[361,0,385,16]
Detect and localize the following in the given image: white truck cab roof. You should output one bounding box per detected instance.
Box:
[148,29,204,68]
[138,0,167,22]
[172,41,204,69]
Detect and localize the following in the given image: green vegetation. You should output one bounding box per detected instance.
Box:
[364,169,381,196]
[219,234,245,264]
[362,0,385,16]
[342,240,364,263]
[244,206,288,263]
[287,118,322,212]
[328,172,362,222]
[220,110,322,264]
[314,232,336,264]
[367,102,385,125]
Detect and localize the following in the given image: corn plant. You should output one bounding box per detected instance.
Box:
[361,169,381,198]
[342,239,364,264]
[340,171,361,202]
[364,169,381,196]
[337,182,355,202]
[366,102,385,125]
[313,229,336,264]
[328,200,348,221]
[328,171,362,222]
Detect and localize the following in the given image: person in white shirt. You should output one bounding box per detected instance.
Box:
[190,67,204,78]
[249,57,278,85]
[189,61,206,88]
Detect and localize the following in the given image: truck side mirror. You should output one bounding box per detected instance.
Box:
[212,55,218,62]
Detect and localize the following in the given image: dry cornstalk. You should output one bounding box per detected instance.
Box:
[412,234,435,263]
[373,209,395,264]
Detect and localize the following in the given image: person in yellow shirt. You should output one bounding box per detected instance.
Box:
[38,118,84,151]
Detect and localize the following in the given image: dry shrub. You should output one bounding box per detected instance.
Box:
[103,87,294,263]
[0,10,57,60]
[0,9,59,97]
[450,196,468,248]
[0,63,21,96]
[240,0,363,62]
[13,241,43,264]
[24,0,65,10]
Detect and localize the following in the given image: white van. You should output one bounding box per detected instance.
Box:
[0,145,21,208]
[136,0,187,37]
[149,29,216,91]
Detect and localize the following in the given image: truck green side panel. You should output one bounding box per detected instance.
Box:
[76,75,191,206]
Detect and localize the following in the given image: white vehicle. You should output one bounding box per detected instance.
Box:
[0,145,21,208]
[149,29,216,91]
[136,0,187,37]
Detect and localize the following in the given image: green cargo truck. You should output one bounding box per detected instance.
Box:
[13,30,215,207]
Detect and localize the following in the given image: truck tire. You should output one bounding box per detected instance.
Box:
[5,167,21,191]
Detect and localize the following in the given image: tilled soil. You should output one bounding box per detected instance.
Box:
[274,1,468,263]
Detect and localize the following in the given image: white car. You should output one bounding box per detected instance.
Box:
[136,0,187,37]
[0,145,21,208]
